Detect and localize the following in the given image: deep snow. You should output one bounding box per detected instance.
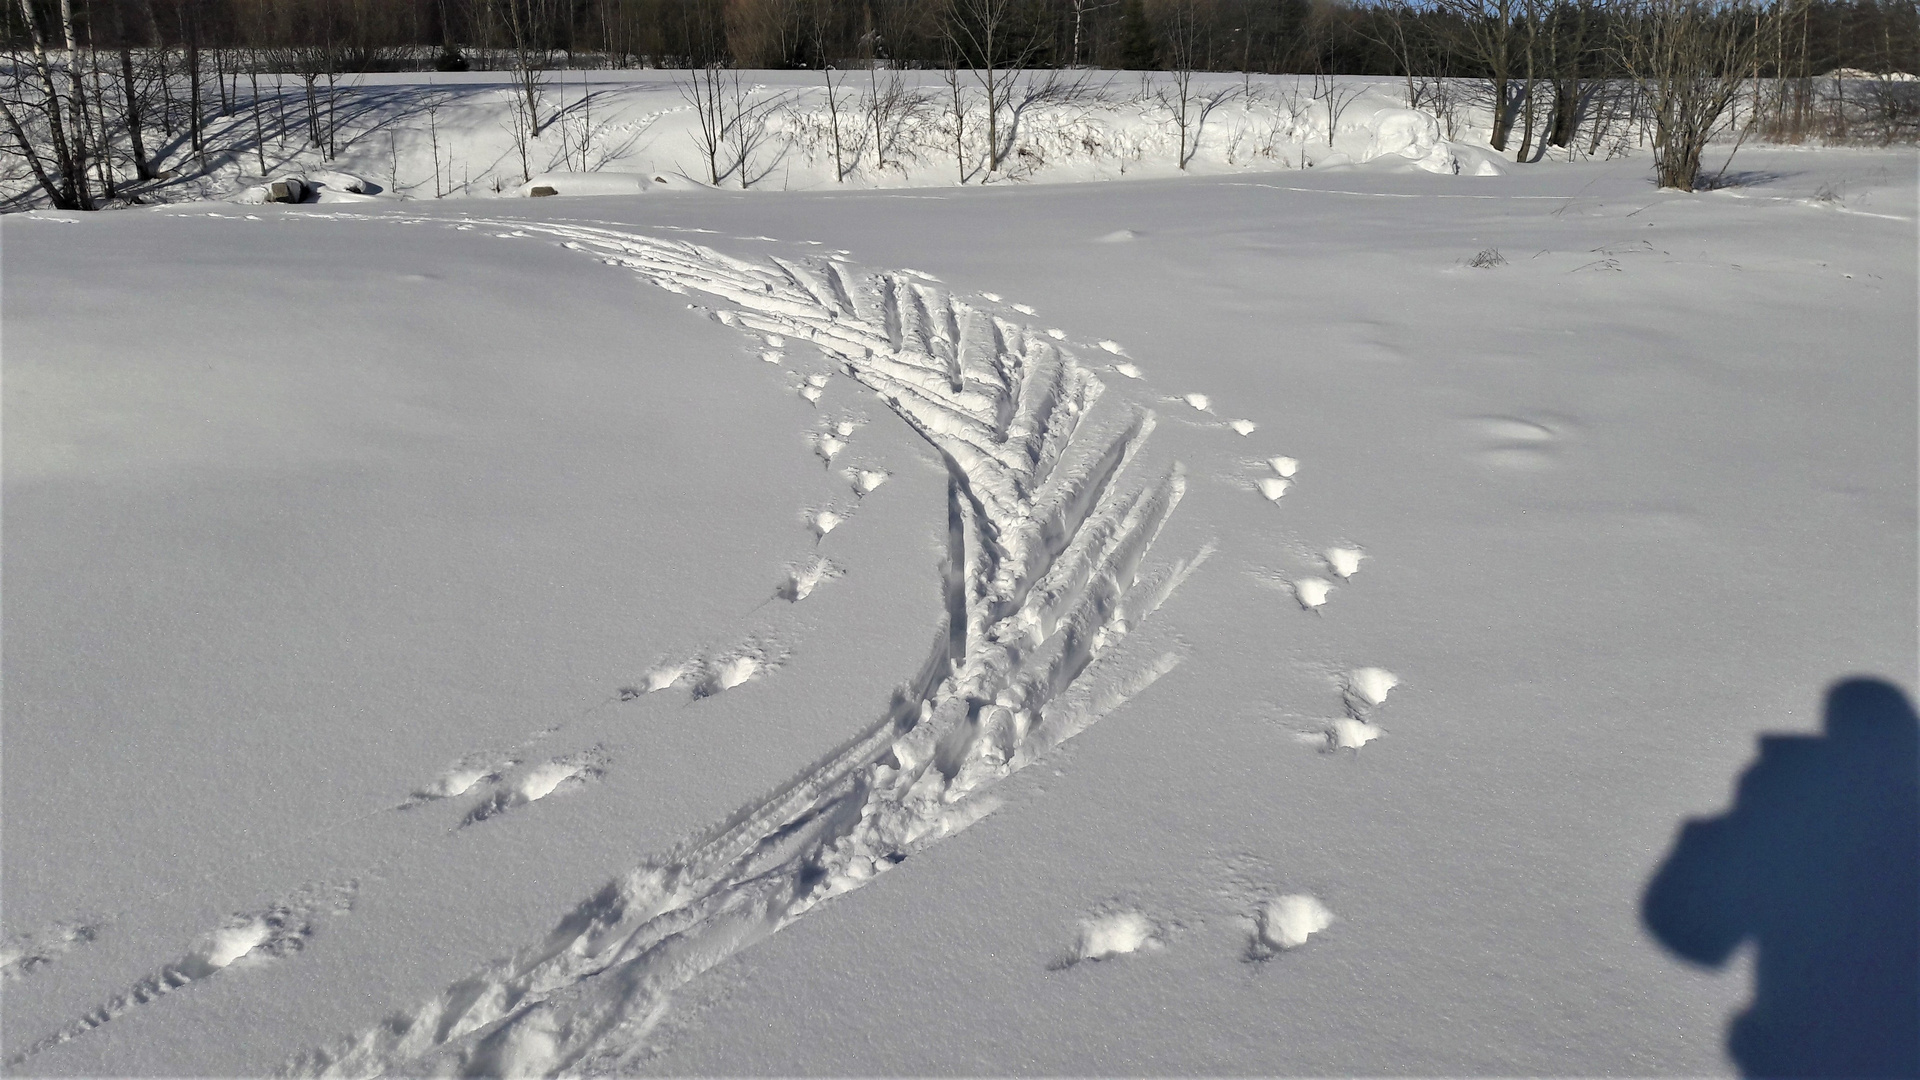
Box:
[3,141,1915,1076]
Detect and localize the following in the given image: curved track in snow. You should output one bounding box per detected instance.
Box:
[269,221,1201,1076]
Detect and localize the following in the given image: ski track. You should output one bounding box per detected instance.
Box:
[256,217,1203,1077]
[14,210,1388,1073]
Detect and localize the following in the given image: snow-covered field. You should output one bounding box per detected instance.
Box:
[4,118,1915,1075]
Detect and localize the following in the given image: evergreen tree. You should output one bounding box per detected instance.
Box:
[1119,0,1157,68]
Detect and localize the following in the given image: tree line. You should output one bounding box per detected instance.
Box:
[4,0,1917,208]
[5,0,1915,74]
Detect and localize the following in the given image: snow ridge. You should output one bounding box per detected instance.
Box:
[276,220,1192,1076]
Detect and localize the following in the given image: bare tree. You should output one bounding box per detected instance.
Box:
[1620,0,1766,189]
[1436,0,1526,151]
[942,0,1048,174]
[5,0,95,207]
[681,61,727,183]
[939,51,973,180]
[1153,0,1199,167]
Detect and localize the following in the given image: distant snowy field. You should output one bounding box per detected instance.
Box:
[3,117,1915,1076]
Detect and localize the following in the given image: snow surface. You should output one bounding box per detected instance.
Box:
[3,143,1915,1076]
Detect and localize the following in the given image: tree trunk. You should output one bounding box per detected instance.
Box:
[14,0,86,207]
[120,47,155,180]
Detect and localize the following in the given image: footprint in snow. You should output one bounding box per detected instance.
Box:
[461,750,609,827]
[1114,363,1143,379]
[850,468,889,496]
[1257,477,1292,503]
[1323,716,1383,750]
[691,654,763,699]
[1053,911,1161,969]
[1,919,107,983]
[1325,547,1364,580]
[814,432,847,465]
[777,557,842,602]
[1293,577,1334,611]
[406,755,516,807]
[1343,667,1399,719]
[1183,393,1212,412]
[810,508,846,540]
[1248,894,1334,959]
[1227,420,1258,436]
[635,662,687,695]
[9,882,358,1065]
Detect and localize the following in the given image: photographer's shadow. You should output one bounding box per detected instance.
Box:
[1644,678,1919,1077]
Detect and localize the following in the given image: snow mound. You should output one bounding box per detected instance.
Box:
[1325,547,1365,579]
[1346,667,1399,707]
[1074,912,1159,961]
[1256,894,1334,951]
[519,172,660,198]
[1294,577,1334,610]
[1328,717,1384,750]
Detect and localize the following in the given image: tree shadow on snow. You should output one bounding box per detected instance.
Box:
[1643,677,1919,1078]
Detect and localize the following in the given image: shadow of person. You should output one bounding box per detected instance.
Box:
[1644,678,1919,1078]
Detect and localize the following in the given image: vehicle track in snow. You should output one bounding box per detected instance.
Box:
[11,211,1392,1073]
[267,219,1201,1076]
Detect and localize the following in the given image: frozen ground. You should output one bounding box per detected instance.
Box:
[3,143,1915,1076]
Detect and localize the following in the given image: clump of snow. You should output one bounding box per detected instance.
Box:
[423,766,492,799]
[515,760,586,803]
[1294,577,1334,609]
[1328,717,1384,750]
[642,664,686,693]
[1325,547,1365,579]
[694,655,761,698]
[195,918,271,971]
[1074,912,1159,962]
[1256,894,1334,951]
[1346,667,1400,707]
[778,557,841,602]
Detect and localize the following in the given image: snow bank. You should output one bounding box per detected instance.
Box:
[7,72,1567,210]
[519,171,669,197]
